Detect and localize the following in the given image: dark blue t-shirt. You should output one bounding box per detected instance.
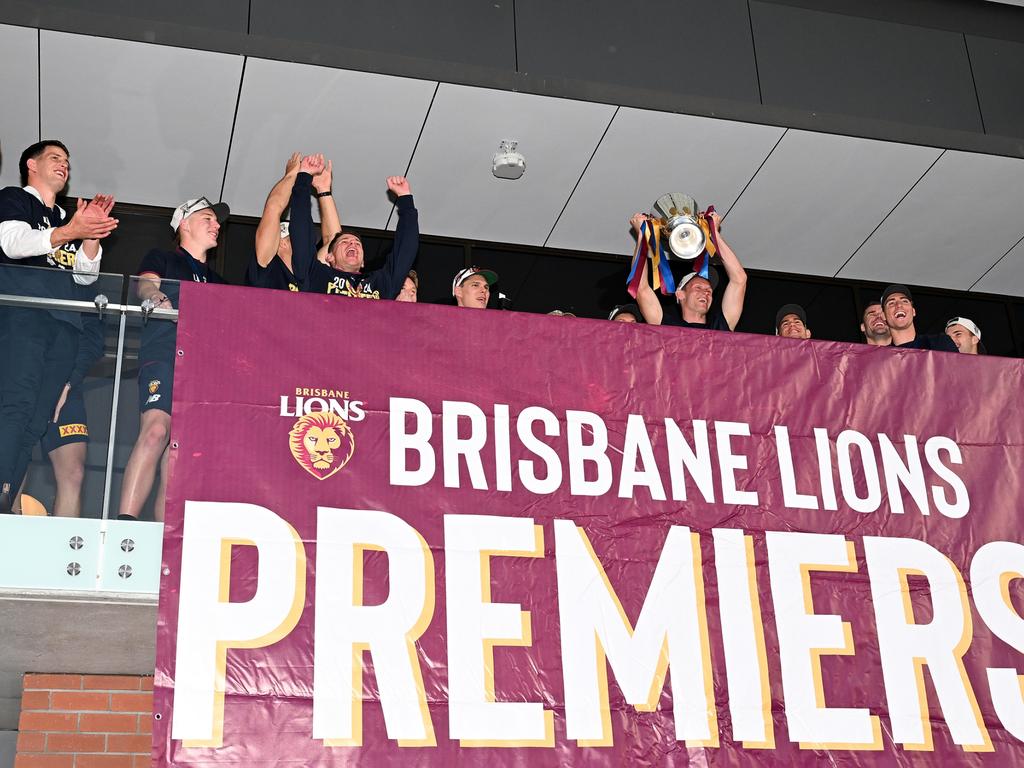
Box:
[246,254,298,292]
[137,247,226,363]
[895,333,958,352]
[661,307,731,331]
[0,186,87,328]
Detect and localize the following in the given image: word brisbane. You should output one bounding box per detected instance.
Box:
[388,398,969,518]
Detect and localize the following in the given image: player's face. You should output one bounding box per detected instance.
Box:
[329,234,364,272]
[183,209,221,250]
[29,146,71,193]
[678,277,713,315]
[778,313,810,339]
[861,303,888,340]
[456,276,490,309]
[946,324,979,354]
[396,277,417,303]
[883,294,915,330]
[614,313,638,323]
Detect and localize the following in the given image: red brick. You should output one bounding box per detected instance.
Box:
[19,690,50,710]
[136,715,152,735]
[79,713,136,734]
[138,677,153,691]
[76,757,134,768]
[45,733,106,753]
[82,676,142,691]
[50,691,110,711]
[110,693,152,714]
[14,756,73,768]
[15,731,45,752]
[106,734,151,753]
[18,711,77,732]
[132,757,153,768]
[23,674,81,691]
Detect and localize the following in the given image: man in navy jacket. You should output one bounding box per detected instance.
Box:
[289,154,418,300]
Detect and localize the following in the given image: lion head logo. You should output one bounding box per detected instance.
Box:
[288,411,356,481]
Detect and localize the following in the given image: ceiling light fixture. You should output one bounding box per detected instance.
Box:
[492,140,526,180]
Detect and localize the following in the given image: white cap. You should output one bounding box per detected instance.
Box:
[452,266,499,296]
[279,220,290,239]
[945,317,981,340]
[170,197,230,231]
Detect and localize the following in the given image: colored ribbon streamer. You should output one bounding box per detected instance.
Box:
[626,206,721,298]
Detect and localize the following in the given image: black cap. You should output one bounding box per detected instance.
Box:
[775,303,807,332]
[608,303,643,322]
[881,284,913,307]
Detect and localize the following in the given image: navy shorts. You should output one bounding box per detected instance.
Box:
[138,360,173,415]
[40,386,90,454]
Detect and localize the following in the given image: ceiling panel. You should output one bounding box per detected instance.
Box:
[0,24,39,189]
[39,31,242,207]
[547,108,784,257]
[722,131,942,275]
[223,58,437,227]
[838,151,1024,289]
[402,84,616,245]
[972,235,1024,296]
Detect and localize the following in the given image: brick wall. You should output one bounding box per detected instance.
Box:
[15,674,153,768]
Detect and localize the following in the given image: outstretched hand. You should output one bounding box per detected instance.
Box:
[386,175,411,197]
[629,212,649,233]
[312,160,333,193]
[83,194,116,219]
[284,152,301,176]
[300,153,325,176]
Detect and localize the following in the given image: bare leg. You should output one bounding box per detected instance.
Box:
[49,442,87,518]
[153,445,170,523]
[118,410,171,520]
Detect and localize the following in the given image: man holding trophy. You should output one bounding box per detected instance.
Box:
[627,193,747,331]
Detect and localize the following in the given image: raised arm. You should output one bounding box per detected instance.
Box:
[312,159,342,246]
[711,212,747,331]
[289,154,325,287]
[630,213,664,326]
[374,176,418,299]
[255,153,300,268]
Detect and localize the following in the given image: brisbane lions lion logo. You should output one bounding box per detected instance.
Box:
[287,411,356,481]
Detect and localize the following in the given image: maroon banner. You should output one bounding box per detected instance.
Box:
[154,282,1024,766]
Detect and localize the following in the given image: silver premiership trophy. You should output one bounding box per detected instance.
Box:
[650,193,706,259]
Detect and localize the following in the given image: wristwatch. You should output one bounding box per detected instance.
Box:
[315,190,332,198]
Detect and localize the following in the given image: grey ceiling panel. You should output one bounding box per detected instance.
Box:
[30,0,248,32]
[723,131,942,275]
[249,0,515,70]
[403,84,616,245]
[967,35,1024,138]
[750,2,983,132]
[547,108,784,257]
[39,31,242,208]
[972,236,1024,296]
[838,151,1024,289]
[222,58,437,227]
[515,0,759,103]
[0,24,39,189]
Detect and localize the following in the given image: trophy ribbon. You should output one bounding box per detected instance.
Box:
[627,205,721,298]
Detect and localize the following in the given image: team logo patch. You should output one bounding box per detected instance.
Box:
[148,379,161,395]
[288,412,355,481]
[58,423,88,438]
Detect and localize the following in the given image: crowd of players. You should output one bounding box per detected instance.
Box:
[0,140,990,519]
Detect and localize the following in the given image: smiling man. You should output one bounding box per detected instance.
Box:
[289,154,418,300]
[860,301,891,346]
[453,266,498,309]
[881,284,957,351]
[631,210,747,331]
[117,196,229,522]
[945,316,984,355]
[775,303,811,340]
[0,139,117,513]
